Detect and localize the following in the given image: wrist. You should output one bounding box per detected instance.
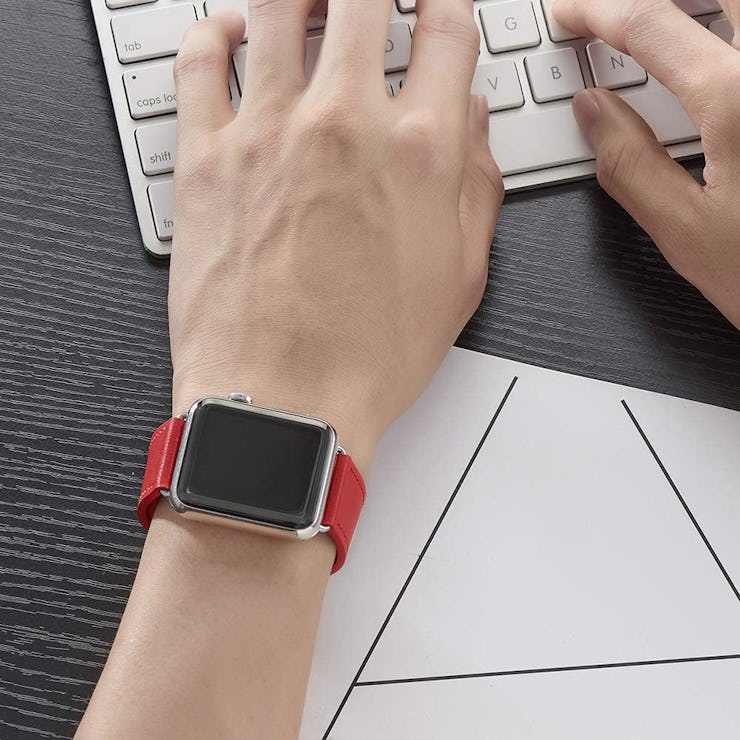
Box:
[148,499,336,579]
[171,372,380,476]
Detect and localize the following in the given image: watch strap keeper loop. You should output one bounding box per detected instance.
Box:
[138,417,186,529]
[322,453,366,573]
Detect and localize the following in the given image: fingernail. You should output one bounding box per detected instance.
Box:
[476,95,490,137]
[572,89,600,147]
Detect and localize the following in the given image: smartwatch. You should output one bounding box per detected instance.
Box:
[137,393,366,573]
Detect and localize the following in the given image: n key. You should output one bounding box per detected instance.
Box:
[587,42,647,91]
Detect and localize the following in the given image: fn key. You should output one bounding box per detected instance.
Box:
[148,180,174,241]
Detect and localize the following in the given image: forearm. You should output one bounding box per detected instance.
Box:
[77,502,334,740]
[77,0,501,734]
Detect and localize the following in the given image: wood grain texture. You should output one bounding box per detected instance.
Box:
[0,1,738,737]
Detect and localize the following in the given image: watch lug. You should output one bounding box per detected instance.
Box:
[228,392,253,404]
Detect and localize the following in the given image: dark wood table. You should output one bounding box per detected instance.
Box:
[1,2,738,737]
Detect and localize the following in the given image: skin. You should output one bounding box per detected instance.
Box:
[77,0,739,738]
[558,0,740,328]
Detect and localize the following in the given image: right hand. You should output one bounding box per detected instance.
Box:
[553,0,740,329]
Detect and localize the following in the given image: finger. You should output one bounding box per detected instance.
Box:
[310,0,394,91]
[174,13,245,134]
[242,0,315,101]
[401,0,481,123]
[572,87,705,280]
[552,0,737,121]
[459,96,502,286]
[717,0,740,48]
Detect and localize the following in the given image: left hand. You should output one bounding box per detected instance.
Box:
[167,0,502,473]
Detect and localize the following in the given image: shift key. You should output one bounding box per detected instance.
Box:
[124,62,177,119]
[136,120,178,175]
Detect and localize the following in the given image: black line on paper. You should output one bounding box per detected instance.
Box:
[622,400,740,604]
[354,653,740,687]
[322,376,519,738]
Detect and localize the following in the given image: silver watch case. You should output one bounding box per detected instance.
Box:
[164,394,339,541]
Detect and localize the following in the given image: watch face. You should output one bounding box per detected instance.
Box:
[174,400,336,530]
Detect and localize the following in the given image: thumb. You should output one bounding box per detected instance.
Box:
[572,87,705,279]
[459,95,503,288]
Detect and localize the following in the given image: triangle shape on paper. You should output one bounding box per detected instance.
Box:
[359,368,740,683]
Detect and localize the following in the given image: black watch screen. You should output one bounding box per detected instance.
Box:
[175,400,336,529]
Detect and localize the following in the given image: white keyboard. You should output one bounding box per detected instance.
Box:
[90,0,732,257]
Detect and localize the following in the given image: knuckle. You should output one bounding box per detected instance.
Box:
[392,112,443,173]
[414,12,480,54]
[621,0,666,50]
[296,98,362,149]
[595,140,634,192]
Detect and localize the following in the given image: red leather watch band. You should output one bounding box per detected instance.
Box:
[137,417,185,529]
[322,454,366,573]
[137,416,365,573]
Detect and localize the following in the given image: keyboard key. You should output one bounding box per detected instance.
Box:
[490,107,593,176]
[386,23,412,73]
[300,24,410,79]
[112,4,197,63]
[205,0,248,39]
[106,0,157,8]
[298,24,412,77]
[525,47,585,103]
[93,0,715,252]
[136,120,178,175]
[709,18,734,43]
[481,1,541,53]
[234,44,248,91]
[204,0,325,41]
[619,86,699,146]
[587,42,647,90]
[305,35,323,77]
[386,72,406,97]
[492,84,699,176]
[148,180,175,241]
[673,0,722,14]
[307,14,325,31]
[540,0,580,42]
[471,60,524,112]
[123,62,177,119]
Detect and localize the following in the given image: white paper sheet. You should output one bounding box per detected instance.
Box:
[300,348,740,739]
